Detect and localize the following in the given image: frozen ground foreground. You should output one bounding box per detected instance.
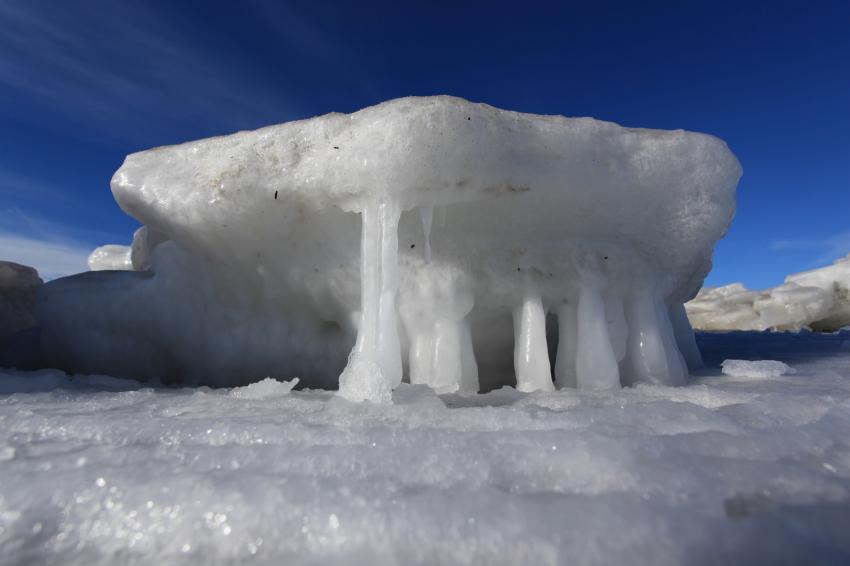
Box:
[2,331,850,565]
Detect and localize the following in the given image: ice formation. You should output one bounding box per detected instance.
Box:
[687,253,850,332]
[32,96,741,399]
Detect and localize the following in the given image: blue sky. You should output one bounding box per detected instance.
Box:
[1,0,848,286]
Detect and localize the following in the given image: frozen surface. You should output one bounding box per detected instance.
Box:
[35,96,740,399]
[687,254,850,331]
[2,330,850,565]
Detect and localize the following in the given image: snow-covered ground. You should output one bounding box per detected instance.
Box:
[2,330,850,565]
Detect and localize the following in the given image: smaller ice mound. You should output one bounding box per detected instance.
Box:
[721,359,793,378]
[88,244,132,271]
[0,261,42,343]
[230,377,299,400]
[687,254,850,331]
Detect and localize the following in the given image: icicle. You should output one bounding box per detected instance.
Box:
[420,204,434,263]
[338,200,402,402]
[622,289,687,387]
[668,302,704,370]
[512,283,554,392]
[554,304,578,388]
[574,259,620,390]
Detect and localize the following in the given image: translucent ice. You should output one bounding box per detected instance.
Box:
[31,96,741,399]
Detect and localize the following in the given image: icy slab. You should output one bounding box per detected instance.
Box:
[35,96,740,397]
[2,331,850,564]
[0,261,42,343]
[721,359,793,378]
[687,254,850,332]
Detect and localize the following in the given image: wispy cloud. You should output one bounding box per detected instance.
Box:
[0,1,301,143]
[0,231,91,281]
[770,229,850,265]
[0,207,117,280]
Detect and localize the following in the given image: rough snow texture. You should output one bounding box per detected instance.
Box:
[1,331,849,565]
[35,96,740,396]
[0,261,42,343]
[721,359,793,378]
[687,254,850,332]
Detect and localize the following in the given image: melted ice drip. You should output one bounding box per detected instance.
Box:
[338,201,403,402]
[420,205,434,263]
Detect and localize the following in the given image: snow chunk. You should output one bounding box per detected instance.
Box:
[721,359,794,378]
[230,377,299,400]
[35,96,741,397]
[687,254,850,331]
[87,244,133,271]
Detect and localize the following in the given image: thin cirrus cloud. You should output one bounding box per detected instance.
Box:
[0,1,300,144]
[0,231,91,281]
[770,229,850,267]
[0,207,107,281]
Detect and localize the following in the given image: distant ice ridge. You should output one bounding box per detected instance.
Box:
[35,96,741,400]
[687,254,850,332]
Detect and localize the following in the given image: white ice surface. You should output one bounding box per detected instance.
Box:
[2,330,849,565]
[687,254,850,332]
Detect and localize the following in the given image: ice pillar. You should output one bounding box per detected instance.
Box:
[622,287,688,386]
[668,302,704,370]
[338,201,402,402]
[513,285,554,392]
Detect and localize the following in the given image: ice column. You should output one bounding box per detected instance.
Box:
[403,275,479,394]
[574,257,620,389]
[338,201,403,402]
[513,282,554,392]
[668,302,704,370]
[622,281,688,386]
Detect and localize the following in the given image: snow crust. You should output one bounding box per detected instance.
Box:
[1,331,849,564]
[687,254,850,332]
[35,96,740,398]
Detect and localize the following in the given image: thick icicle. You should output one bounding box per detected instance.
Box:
[668,302,704,369]
[554,304,578,388]
[512,284,554,392]
[338,201,402,402]
[402,273,479,394]
[575,258,620,389]
[622,288,688,387]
